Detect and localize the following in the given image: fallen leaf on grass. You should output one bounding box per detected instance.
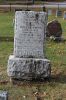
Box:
[34,91,47,97]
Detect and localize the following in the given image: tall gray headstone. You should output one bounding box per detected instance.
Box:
[7,11,51,81]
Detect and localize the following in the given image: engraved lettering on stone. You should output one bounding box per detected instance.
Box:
[14,11,47,58]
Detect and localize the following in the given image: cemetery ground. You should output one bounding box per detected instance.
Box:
[0,12,66,100]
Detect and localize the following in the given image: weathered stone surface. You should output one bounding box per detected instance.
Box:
[14,11,47,58]
[7,55,51,80]
[46,20,62,38]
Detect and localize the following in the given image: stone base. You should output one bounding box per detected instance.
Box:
[7,55,51,81]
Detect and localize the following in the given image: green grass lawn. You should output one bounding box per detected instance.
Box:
[0,12,14,37]
[0,12,66,100]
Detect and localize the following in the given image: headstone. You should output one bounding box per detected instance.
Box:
[7,11,51,81]
[63,11,66,20]
[0,91,8,100]
[46,20,62,39]
[56,10,62,17]
[48,9,52,15]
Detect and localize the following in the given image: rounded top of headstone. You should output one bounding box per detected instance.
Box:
[46,19,62,37]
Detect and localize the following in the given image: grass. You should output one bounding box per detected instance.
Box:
[0,12,14,37]
[0,12,66,100]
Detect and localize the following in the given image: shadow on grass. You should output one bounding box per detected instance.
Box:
[46,37,66,43]
[0,37,13,42]
[10,73,66,86]
[51,73,66,84]
[54,38,66,43]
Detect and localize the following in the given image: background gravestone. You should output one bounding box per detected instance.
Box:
[63,11,66,20]
[56,10,62,17]
[7,11,51,81]
[46,20,62,40]
[48,9,52,15]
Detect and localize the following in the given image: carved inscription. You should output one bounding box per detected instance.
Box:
[14,11,47,58]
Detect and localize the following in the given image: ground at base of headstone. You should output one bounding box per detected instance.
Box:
[10,77,51,85]
[7,55,51,82]
[49,36,64,42]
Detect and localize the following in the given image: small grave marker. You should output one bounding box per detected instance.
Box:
[48,9,52,15]
[56,10,62,17]
[0,91,8,100]
[63,11,66,20]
